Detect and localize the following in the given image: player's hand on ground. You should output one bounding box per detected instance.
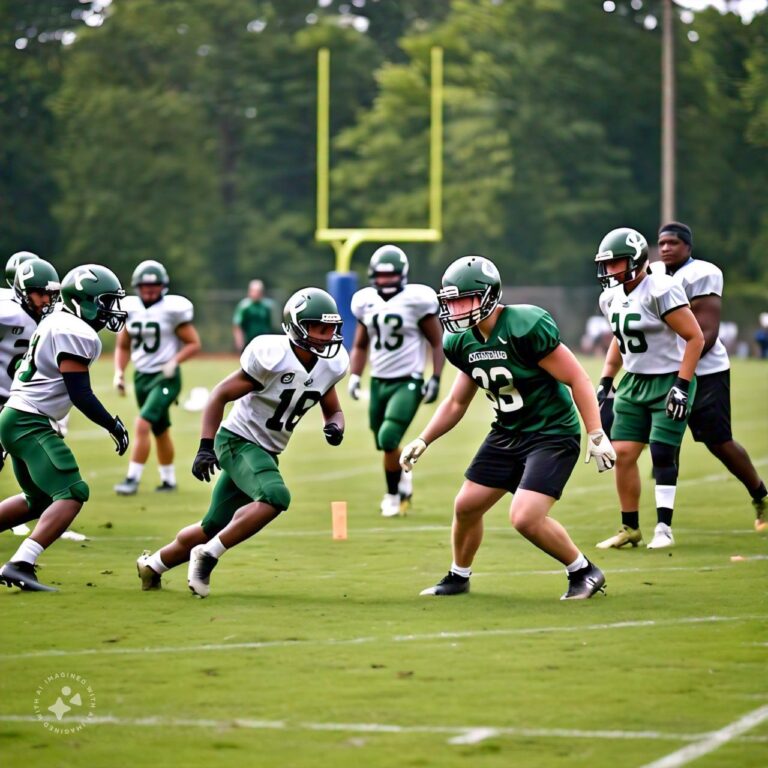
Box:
[323,423,344,446]
[400,437,427,472]
[348,374,361,401]
[161,359,178,379]
[109,415,130,456]
[192,440,220,482]
[584,429,616,472]
[665,378,689,421]
[421,375,441,404]
[113,370,126,396]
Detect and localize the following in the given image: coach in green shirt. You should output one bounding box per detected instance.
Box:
[232,280,275,351]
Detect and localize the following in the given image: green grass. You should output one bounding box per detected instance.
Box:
[1,357,766,768]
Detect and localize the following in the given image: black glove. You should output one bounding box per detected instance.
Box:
[323,423,344,446]
[192,438,220,482]
[109,415,130,456]
[665,377,690,421]
[421,375,441,404]
[596,376,616,437]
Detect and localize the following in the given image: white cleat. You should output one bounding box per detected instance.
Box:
[188,544,218,598]
[398,472,413,514]
[10,524,30,536]
[380,493,401,518]
[647,523,675,549]
[61,530,88,542]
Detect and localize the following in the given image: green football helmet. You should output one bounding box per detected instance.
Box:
[282,287,343,359]
[131,259,169,295]
[61,264,127,332]
[13,258,61,318]
[368,244,409,297]
[437,255,502,332]
[595,227,648,289]
[5,251,40,288]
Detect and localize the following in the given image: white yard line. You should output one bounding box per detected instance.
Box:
[637,704,768,768]
[0,614,764,662]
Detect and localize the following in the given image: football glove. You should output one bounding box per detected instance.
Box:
[192,439,220,482]
[113,369,126,396]
[323,423,344,446]
[400,437,428,472]
[421,375,441,404]
[348,374,361,401]
[665,377,690,421]
[584,429,616,472]
[109,415,130,456]
[596,376,616,437]
[161,359,178,379]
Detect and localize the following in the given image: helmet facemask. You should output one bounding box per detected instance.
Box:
[438,284,499,333]
[595,255,647,290]
[94,292,128,332]
[284,316,343,359]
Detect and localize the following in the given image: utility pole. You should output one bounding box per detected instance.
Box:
[661,0,676,223]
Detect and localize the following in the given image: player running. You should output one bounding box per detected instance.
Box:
[594,227,704,551]
[400,255,615,600]
[349,245,444,517]
[0,265,129,591]
[137,287,348,598]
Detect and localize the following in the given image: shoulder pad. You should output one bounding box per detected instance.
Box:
[647,271,677,297]
[250,335,289,371]
[328,345,350,376]
[0,297,24,324]
[350,287,377,316]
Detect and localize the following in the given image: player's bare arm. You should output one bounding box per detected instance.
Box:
[347,322,369,400]
[200,369,259,440]
[664,306,704,382]
[418,314,445,379]
[113,326,131,395]
[690,295,721,356]
[320,387,345,445]
[600,336,623,381]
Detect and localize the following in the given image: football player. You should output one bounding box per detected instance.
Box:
[653,222,767,531]
[349,245,444,517]
[400,255,615,600]
[113,260,201,494]
[137,287,348,598]
[1,251,40,299]
[594,227,704,551]
[0,265,129,591]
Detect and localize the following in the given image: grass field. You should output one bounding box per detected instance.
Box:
[1,356,766,768]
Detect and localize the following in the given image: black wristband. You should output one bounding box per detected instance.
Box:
[673,376,690,392]
[199,438,215,452]
[599,376,614,390]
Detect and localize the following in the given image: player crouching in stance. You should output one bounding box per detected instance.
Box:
[594,228,703,551]
[137,288,348,597]
[0,265,130,591]
[400,256,616,600]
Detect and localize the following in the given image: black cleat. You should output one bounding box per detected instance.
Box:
[155,481,177,493]
[561,561,606,600]
[420,571,470,596]
[0,561,58,592]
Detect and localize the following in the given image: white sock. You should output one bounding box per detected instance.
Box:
[159,464,176,485]
[203,535,227,560]
[566,552,589,573]
[128,462,145,482]
[147,551,169,574]
[655,484,677,511]
[450,561,471,578]
[11,537,44,565]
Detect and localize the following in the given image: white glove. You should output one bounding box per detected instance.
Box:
[113,369,126,396]
[161,359,178,379]
[400,437,428,473]
[348,374,361,401]
[584,429,616,472]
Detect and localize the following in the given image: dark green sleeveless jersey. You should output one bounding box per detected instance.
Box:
[443,305,580,435]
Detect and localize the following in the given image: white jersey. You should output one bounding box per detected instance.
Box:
[599,273,689,375]
[222,335,349,454]
[0,297,38,399]
[7,310,101,421]
[650,259,729,376]
[122,294,194,373]
[350,284,438,379]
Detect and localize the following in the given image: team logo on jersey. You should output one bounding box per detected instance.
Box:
[468,350,507,362]
[11,326,23,335]
[304,377,314,387]
[281,372,295,384]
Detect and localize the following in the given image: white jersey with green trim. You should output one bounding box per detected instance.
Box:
[222,334,349,454]
[6,310,101,421]
[599,272,688,375]
[0,297,38,399]
[350,284,438,379]
[122,294,194,373]
[650,259,729,376]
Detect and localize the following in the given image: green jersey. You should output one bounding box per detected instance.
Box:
[233,298,274,344]
[444,305,580,436]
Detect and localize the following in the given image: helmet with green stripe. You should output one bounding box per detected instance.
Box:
[282,287,343,359]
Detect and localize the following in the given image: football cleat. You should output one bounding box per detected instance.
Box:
[754,497,767,533]
[188,544,218,598]
[647,523,675,549]
[60,530,88,542]
[596,525,643,549]
[380,493,401,518]
[420,571,470,596]
[560,562,606,600]
[155,481,177,493]
[398,472,413,514]
[0,560,57,592]
[136,551,162,591]
[114,477,139,496]
[10,524,31,536]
